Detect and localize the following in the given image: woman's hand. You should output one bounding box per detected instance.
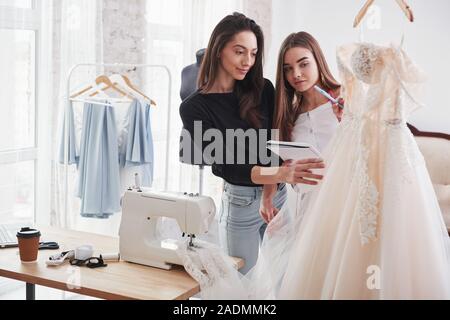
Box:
[278,158,325,185]
[259,197,279,224]
[332,98,344,122]
[259,184,278,223]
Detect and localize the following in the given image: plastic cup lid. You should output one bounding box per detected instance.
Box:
[16,227,41,239]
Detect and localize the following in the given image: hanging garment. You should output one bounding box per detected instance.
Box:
[76,102,121,219]
[58,102,79,165]
[119,99,154,187]
[176,43,450,300]
[278,43,450,299]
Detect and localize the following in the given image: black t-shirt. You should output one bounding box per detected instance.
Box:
[179,79,280,186]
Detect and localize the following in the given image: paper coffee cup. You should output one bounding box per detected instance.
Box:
[16,228,41,263]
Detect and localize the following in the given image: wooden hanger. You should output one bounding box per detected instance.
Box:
[89,75,130,97]
[120,74,156,106]
[70,75,130,99]
[72,75,157,107]
[353,0,414,28]
[70,84,94,99]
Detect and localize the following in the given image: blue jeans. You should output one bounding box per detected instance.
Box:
[219,182,287,274]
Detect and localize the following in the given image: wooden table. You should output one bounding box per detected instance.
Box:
[0,226,243,300]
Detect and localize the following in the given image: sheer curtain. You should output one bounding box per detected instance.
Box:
[0,0,52,228]
[0,0,98,299]
[0,4,37,227]
[51,0,102,229]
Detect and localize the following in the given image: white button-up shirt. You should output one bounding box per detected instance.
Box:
[290,101,339,196]
[291,101,338,153]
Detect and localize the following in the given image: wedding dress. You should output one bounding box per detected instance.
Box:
[178,42,450,300]
[277,42,450,299]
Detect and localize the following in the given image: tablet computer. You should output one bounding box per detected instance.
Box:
[266,140,323,193]
[267,140,322,161]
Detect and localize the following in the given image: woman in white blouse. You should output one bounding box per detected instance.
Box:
[260,31,344,221]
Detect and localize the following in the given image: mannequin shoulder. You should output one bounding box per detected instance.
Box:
[181,63,199,75]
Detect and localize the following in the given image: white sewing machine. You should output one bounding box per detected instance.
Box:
[119,188,216,270]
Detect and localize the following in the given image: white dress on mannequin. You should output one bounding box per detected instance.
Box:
[278,42,450,299]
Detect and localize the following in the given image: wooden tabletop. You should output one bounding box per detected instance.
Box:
[0,226,243,300]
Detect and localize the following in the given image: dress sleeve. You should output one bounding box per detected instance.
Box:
[392,47,427,114]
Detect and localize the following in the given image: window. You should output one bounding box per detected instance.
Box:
[0,29,36,151]
[0,0,33,9]
[0,1,44,225]
[0,161,35,222]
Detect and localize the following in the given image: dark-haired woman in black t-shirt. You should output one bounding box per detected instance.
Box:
[180,13,324,274]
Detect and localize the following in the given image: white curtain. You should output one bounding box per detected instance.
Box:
[51,0,102,229]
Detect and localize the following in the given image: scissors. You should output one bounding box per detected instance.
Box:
[38,241,60,250]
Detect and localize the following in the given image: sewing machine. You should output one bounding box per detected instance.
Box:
[119,189,216,270]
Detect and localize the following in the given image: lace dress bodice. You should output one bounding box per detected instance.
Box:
[337,42,425,122]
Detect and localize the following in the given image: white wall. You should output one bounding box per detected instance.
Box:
[266,0,450,134]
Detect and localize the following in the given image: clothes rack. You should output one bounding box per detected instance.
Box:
[63,63,172,228]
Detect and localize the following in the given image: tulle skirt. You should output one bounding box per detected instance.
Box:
[277,123,450,299]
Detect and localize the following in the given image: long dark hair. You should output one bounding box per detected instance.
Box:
[274,32,341,141]
[198,12,265,128]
